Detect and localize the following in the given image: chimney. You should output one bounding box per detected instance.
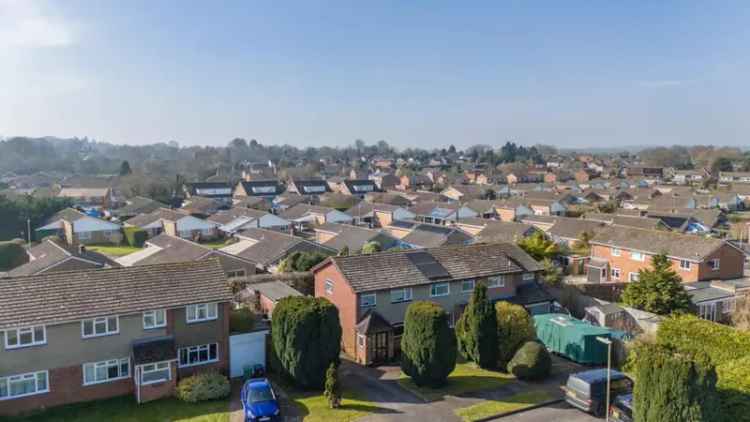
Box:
[163,220,178,237]
[61,220,76,246]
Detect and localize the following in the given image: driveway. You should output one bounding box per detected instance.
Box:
[489,401,601,422]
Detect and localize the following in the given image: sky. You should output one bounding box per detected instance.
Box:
[2,0,750,149]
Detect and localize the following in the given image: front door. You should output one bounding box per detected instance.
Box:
[372,332,389,363]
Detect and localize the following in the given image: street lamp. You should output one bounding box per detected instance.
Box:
[597,336,613,422]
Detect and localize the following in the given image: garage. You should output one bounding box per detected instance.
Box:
[229,330,269,378]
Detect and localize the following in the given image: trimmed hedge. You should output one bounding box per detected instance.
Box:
[633,343,721,422]
[122,226,147,247]
[456,282,497,368]
[657,315,750,421]
[271,296,341,389]
[0,239,27,271]
[495,301,536,369]
[506,341,551,381]
[401,301,457,387]
[175,372,231,403]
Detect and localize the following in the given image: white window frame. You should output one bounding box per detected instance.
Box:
[178,343,219,368]
[630,251,645,262]
[140,361,171,385]
[679,260,691,271]
[710,258,720,270]
[611,268,621,280]
[360,293,377,308]
[325,279,334,295]
[226,269,246,279]
[629,272,640,282]
[81,316,119,338]
[430,282,450,297]
[611,248,621,257]
[461,279,475,293]
[522,272,535,281]
[4,325,46,350]
[82,358,130,386]
[142,310,166,330]
[186,303,218,324]
[487,275,505,288]
[390,288,413,304]
[0,370,49,401]
[78,231,92,240]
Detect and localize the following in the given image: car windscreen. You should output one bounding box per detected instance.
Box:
[249,386,274,402]
[610,378,633,394]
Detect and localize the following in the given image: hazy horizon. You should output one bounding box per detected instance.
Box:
[3,1,750,149]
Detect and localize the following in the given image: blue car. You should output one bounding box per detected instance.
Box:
[240,378,281,422]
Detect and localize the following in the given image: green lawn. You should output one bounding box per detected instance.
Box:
[454,390,554,422]
[9,396,230,422]
[397,362,515,402]
[87,245,142,257]
[201,239,233,250]
[269,374,394,422]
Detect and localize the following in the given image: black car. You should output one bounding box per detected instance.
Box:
[562,369,633,417]
[609,393,634,422]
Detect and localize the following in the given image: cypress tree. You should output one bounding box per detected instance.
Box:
[401,301,457,387]
[271,296,342,389]
[456,282,497,368]
[634,343,722,422]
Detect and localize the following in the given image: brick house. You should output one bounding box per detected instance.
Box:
[0,260,232,415]
[587,226,745,283]
[311,243,549,365]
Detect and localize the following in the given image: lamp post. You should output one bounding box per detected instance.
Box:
[597,336,613,422]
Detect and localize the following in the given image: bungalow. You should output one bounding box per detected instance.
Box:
[397,174,433,191]
[587,226,744,283]
[207,208,290,234]
[468,220,539,242]
[345,202,415,227]
[312,243,549,365]
[286,178,331,196]
[219,228,335,272]
[280,204,353,227]
[57,187,112,210]
[125,208,219,241]
[441,184,492,202]
[331,180,380,198]
[493,197,535,222]
[37,208,123,245]
[313,223,399,253]
[0,260,231,415]
[113,197,167,221]
[182,182,233,205]
[408,201,478,225]
[6,239,119,277]
[233,180,285,199]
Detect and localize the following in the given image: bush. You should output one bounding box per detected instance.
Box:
[656,314,750,420]
[271,296,341,389]
[456,282,497,368]
[122,226,147,247]
[633,343,722,422]
[495,301,536,369]
[506,341,551,381]
[278,251,329,272]
[229,307,255,333]
[401,301,457,387]
[0,239,27,271]
[361,241,382,254]
[324,363,341,408]
[175,372,231,403]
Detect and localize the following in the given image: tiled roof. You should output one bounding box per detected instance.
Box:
[547,218,606,240]
[322,242,542,293]
[315,223,395,252]
[401,224,473,248]
[0,259,232,329]
[7,239,119,276]
[590,226,728,261]
[225,228,333,266]
[475,221,537,243]
[126,208,190,227]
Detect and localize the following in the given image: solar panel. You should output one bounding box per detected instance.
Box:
[406,251,451,280]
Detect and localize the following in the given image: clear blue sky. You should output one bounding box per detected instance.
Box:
[2,0,750,149]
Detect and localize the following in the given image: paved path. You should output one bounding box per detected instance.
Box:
[489,401,600,422]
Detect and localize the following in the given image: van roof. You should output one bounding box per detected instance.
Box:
[571,368,626,383]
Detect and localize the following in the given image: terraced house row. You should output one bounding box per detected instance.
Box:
[0,260,232,416]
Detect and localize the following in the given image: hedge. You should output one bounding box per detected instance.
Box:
[507,341,551,381]
[657,314,750,421]
[401,301,457,387]
[0,239,27,271]
[175,372,231,403]
[122,226,147,247]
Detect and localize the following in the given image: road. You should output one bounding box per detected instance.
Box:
[489,401,601,422]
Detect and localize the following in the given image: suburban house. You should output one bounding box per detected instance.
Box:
[182,182,233,205]
[219,228,335,272]
[280,204,353,227]
[441,184,491,202]
[345,202,415,227]
[207,208,290,235]
[383,221,473,248]
[115,234,256,280]
[397,174,434,191]
[684,279,750,322]
[312,243,548,365]
[113,197,167,221]
[330,180,380,197]
[180,196,223,218]
[672,169,707,185]
[312,223,399,253]
[245,281,304,319]
[468,220,540,243]
[0,260,232,415]
[587,226,745,283]
[233,180,285,199]
[286,178,331,196]
[493,198,535,222]
[6,238,119,277]
[409,201,478,225]
[125,208,219,241]
[37,208,123,245]
[57,187,112,209]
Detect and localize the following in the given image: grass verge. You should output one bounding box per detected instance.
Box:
[454,390,554,422]
[397,362,514,402]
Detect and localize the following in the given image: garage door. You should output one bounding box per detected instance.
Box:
[229,330,269,378]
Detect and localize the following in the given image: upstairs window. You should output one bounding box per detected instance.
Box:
[522,273,535,281]
[82,316,119,338]
[630,251,645,262]
[325,279,334,295]
[611,248,621,257]
[360,293,377,308]
[710,259,720,270]
[430,283,450,297]
[461,279,475,293]
[487,275,505,288]
[390,288,413,304]
[679,260,691,271]
[5,326,46,350]
[143,310,166,330]
[186,303,218,323]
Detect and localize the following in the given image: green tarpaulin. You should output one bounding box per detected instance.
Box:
[534,313,613,365]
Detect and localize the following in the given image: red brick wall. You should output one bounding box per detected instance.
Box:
[0,365,133,416]
[314,262,358,358]
[139,363,176,403]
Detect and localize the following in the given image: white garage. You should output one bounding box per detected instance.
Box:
[229,330,269,378]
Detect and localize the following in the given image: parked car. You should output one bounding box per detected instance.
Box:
[562,369,633,417]
[609,393,634,422]
[240,378,281,422]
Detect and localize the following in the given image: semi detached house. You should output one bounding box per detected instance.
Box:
[0,259,232,416]
[312,243,550,365]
